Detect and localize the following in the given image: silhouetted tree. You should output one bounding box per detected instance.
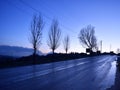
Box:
[63,35,70,54]
[29,14,44,58]
[78,25,97,52]
[47,20,61,54]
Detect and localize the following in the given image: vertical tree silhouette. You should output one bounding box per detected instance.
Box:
[63,35,70,54]
[47,20,61,54]
[78,25,97,52]
[29,14,44,61]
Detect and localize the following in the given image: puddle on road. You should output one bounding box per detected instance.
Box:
[100,61,116,90]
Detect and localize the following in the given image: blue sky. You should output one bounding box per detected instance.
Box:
[0,0,120,53]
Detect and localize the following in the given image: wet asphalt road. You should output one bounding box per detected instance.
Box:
[0,55,117,90]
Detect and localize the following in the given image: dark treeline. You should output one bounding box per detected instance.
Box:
[0,52,116,69]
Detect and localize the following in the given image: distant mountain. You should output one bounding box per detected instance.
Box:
[45,52,58,56]
[0,45,43,57]
[46,52,53,55]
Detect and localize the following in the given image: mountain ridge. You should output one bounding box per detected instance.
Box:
[0,45,43,57]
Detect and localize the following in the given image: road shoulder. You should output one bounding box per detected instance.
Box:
[107,58,120,90]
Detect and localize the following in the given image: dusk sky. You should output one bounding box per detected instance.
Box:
[0,0,120,53]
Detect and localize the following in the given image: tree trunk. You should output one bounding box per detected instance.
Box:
[33,49,36,64]
[53,50,55,54]
[66,51,67,54]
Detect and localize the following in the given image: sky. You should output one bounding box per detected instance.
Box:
[0,0,120,53]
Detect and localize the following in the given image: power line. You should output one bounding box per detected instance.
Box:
[19,0,52,20]
[34,0,77,31]
[19,0,78,34]
[4,0,78,38]
[4,0,54,29]
[5,0,32,17]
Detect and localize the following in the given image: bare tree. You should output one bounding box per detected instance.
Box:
[47,20,61,54]
[63,35,70,54]
[29,14,44,57]
[78,25,97,52]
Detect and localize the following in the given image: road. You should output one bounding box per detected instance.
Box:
[0,55,117,90]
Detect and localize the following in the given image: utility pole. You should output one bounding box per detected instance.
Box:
[100,40,102,52]
[110,44,112,52]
